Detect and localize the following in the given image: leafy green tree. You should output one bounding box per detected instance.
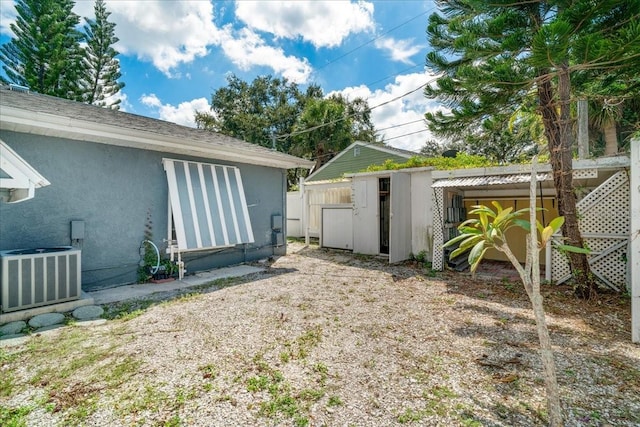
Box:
[196,74,314,153]
[79,0,124,109]
[1,0,82,98]
[464,113,540,163]
[196,74,378,179]
[424,0,640,297]
[291,96,350,171]
[291,93,378,170]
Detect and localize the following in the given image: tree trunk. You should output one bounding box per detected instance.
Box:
[499,244,563,426]
[537,66,597,298]
[603,120,618,155]
[314,142,325,171]
[493,159,563,426]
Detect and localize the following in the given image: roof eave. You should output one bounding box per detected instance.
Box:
[0,106,314,170]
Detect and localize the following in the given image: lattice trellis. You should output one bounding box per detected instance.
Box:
[432,187,445,270]
[551,170,630,290]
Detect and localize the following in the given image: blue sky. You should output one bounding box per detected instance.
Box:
[0,0,445,152]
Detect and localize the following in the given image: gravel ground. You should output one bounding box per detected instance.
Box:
[1,241,639,426]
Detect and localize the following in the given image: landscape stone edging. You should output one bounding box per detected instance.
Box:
[1,305,105,340]
[28,312,65,328]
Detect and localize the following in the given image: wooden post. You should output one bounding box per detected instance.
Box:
[302,178,310,246]
[577,99,589,159]
[631,138,640,343]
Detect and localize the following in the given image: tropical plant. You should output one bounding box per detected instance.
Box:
[443,158,590,427]
[291,94,377,170]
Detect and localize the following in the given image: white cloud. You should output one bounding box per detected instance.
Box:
[331,71,446,152]
[74,1,221,78]
[140,94,211,128]
[71,1,314,81]
[218,26,312,83]
[235,1,375,48]
[374,37,424,65]
[0,0,17,36]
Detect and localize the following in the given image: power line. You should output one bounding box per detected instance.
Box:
[383,128,429,141]
[364,64,425,90]
[314,10,432,73]
[377,118,424,132]
[280,75,438,140]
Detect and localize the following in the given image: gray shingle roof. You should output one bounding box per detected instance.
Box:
[0,85,313,169]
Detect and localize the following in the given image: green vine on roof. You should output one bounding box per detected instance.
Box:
[363,153,497,172]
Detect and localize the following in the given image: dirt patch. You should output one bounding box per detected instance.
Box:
[2,242,638,426]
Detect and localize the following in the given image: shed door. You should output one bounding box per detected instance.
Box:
[389,172,412,263]
[352,177,379,255]
[321,207,353,250]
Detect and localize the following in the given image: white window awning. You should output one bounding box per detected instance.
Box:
[163,158,255,251]
[432,173,551,188]
[0,139,50,203]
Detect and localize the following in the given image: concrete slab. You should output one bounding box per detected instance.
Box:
[0,334,29,347]
[88,265,264,305]
[74,319,107,327]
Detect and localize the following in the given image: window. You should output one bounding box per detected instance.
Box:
[163,158,254,251]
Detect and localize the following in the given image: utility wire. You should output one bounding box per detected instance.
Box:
[314,10,432,73]
[383,128,429,141]
[365,64,425,89]
[280,75,438,140]
[377,118,424,132]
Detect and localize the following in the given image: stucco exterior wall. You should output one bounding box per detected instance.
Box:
[0,131,287,291]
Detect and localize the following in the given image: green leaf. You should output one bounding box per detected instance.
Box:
[470,247,489,273]
[470,205,496,217]
[548,216,565,233]
[541,226,554,244]
[459,218,480,228]
[468,240,486,266]
[491,200,503,213]
[443,233,473,248]
[513,219,531,231]
[458,226,481,234]
[479,211,488,230]
[556,244,591,254]
[458,235,484,252]
[494,206,513,225]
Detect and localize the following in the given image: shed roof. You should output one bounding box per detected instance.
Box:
[0,86,313,170]
[432,173,551,188]
[305,141,417,182]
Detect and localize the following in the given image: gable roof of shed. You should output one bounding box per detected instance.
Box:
[0,86,313,170]
[305,141,417,182]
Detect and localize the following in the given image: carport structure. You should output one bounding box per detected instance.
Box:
[432,157,630,291]
[430,153,637,342]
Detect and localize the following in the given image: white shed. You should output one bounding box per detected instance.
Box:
[349,168,434,263]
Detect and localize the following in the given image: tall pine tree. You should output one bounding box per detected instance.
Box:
[80,0,124,109]
[424,0,640,297]
[0,0,82,98]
